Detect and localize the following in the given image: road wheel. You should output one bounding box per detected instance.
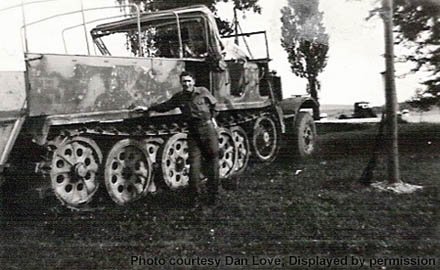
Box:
[141,138,163,193]
[49,136,102,209]
[230,126,250,174]
[252,116,280,162]
[217,128,237,179]
[293,112,317,157]
[104,139,152,205]
[160,133,190,190]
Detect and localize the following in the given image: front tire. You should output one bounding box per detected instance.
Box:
[293,112,317,158]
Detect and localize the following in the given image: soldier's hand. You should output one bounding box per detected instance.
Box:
[212,118,219,129]
[133,105,149,112]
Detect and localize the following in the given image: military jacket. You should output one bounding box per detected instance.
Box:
[151,87,217,122]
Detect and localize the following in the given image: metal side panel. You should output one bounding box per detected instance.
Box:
[0,71,26,116]
[26,53,185,117]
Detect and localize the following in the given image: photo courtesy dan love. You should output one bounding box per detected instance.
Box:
[1,0,439,269]
[129,255,437,268]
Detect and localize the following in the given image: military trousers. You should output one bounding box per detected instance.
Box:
[187,120,219,200]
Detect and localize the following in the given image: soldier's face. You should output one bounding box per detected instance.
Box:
[181,75,195,92]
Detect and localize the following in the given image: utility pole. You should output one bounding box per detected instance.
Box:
[381,0,401,184]
[233,7,239,45]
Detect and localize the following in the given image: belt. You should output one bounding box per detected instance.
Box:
[189,119,213,128]
[192,119,212,124]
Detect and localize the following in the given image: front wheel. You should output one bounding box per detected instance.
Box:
[293,112,317,158]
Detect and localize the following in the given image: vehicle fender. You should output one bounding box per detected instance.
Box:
[279,96,319,122]
[273,104,286,134]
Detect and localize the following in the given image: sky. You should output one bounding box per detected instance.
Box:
[0,0,425,105]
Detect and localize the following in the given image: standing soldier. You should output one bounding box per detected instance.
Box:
[147,71,219,208]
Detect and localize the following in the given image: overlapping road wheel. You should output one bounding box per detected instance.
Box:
[142,138,163,193]
[217,128,237,179]
[230,126,249,174]
[160,133,190,190]
[104,139,152,205]
[49,136,102,209]
[252,116,280,162]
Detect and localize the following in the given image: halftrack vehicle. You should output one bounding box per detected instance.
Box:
[0,3,318,209]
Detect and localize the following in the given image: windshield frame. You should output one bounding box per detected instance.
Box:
[91,9,212,59]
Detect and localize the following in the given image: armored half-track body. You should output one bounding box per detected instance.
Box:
[0,4,318,209]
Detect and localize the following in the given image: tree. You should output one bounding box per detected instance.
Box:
[115,0,261,35]
[393,0,440,108]
[407,88,437,120]
[280,0,329,118]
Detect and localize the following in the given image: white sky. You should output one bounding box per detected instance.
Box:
[0,0,424,105]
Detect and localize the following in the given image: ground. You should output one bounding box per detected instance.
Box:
[0,122,439,269]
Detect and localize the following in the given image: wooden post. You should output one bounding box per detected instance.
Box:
[382,0,401,184]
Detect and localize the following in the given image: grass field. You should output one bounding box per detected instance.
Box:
[1,123,439,269]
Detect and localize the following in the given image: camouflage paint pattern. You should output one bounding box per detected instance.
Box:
[214,60,271,110]
[25,53,271,118]
[26,53,184,117]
